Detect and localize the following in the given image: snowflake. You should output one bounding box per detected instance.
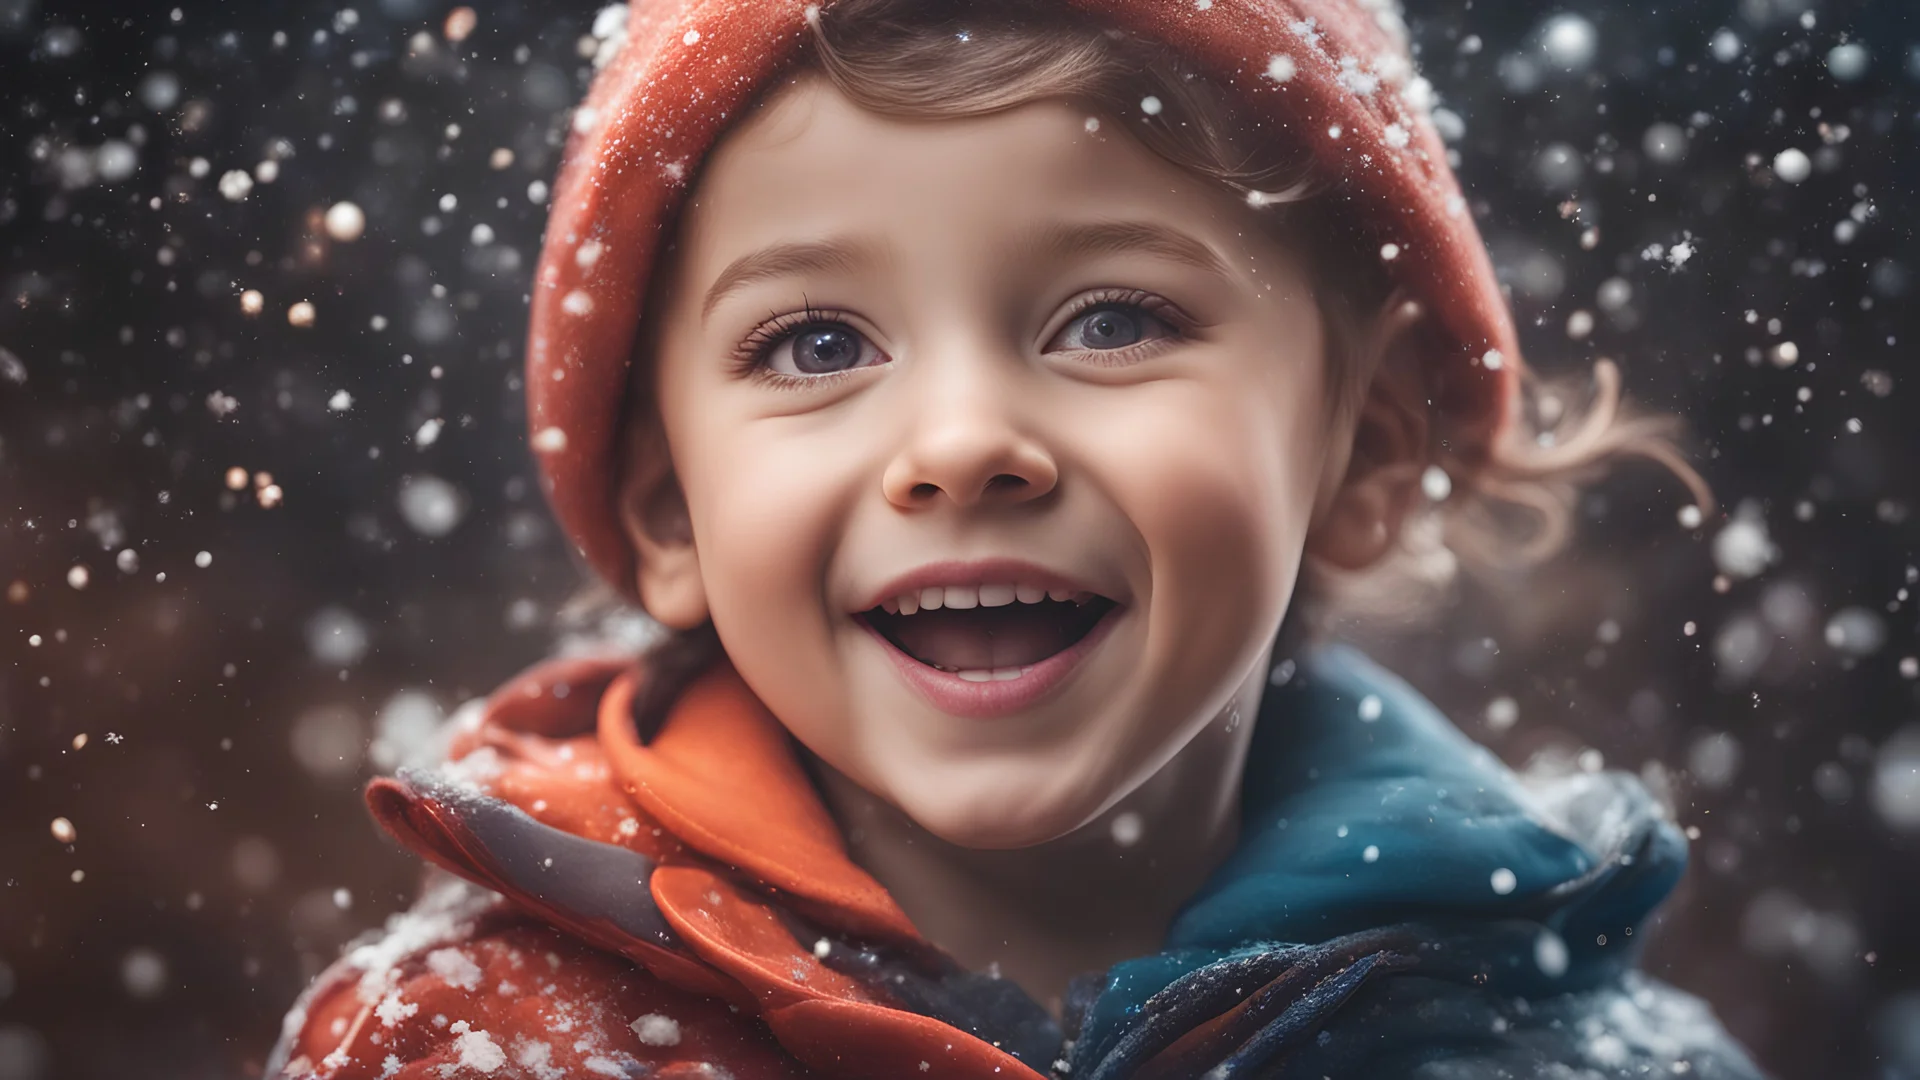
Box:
[375,990,419,1027]
[630,1013,681,1046]
[1335,56,1380,96]
[451,1029,505,1073]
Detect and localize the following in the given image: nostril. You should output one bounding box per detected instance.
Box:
[985,474,1027,495]
[899,474,1031,505]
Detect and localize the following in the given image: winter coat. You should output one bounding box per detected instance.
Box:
[268,644,1765,1079]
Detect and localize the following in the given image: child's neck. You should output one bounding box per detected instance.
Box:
[810,651,1271,1020]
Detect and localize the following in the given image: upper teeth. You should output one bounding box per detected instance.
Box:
[879,584,1095,615]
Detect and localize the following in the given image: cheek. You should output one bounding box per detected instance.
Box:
[669,406,890,773]
[1087,378,1320,680]
[681,422,846,631]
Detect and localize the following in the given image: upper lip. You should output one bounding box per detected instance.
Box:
[852,557,1125,613]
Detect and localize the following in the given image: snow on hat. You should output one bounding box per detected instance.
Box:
[527,0,1520,600]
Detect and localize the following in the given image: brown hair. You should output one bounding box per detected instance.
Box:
[608,0,1714,719]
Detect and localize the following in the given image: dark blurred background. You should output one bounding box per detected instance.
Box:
[1,0,1916,1076]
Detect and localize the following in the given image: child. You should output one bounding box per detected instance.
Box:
[270,0,1764,1076]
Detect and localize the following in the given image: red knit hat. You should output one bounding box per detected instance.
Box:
[527,0,1520,599]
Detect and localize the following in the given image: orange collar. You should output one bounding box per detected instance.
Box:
[365,650,1049,1079]
[595,659,921,943]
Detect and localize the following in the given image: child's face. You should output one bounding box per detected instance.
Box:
[626,75,1359,848]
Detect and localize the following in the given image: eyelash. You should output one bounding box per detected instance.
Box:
[728,300,867,388]
[1053,288,1188,364]
[727,289,1189,386]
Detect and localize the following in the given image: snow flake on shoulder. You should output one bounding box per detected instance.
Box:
[512,1037,566,1080]
[347,877,502,1004]
[448,1022,507,1074]
[630,1012,682,1046]
[374,989,419,1028]
[435,745,506,795]
[426,947,486,992]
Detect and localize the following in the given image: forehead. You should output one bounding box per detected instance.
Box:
[670,74,1281,284]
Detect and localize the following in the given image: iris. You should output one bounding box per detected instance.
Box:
[1076,306,1144,349]
[792,325,864,372]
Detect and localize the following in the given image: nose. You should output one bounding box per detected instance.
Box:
[880,362,1059,511]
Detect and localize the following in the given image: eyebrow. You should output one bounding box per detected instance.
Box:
[701,238,881,320]
[698,220,1230,320]
[1025,219,1233,280]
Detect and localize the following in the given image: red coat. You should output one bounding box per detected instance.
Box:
[272,655,1053,1079]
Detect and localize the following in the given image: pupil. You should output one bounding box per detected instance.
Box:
[794,327,858,373]
[1083,308,1141,349]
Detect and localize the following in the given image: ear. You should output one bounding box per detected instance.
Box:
[1303,314,1431,573]
[615,405,711,630]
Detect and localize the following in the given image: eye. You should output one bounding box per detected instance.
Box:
[762,321,887,377]
[1046,299,1179,354]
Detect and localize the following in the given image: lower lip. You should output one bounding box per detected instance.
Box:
[859,605,1124,720]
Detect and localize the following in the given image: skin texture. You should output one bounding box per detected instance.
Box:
[619,73,1430,1007]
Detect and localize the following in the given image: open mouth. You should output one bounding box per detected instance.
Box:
[857,587,1121,682]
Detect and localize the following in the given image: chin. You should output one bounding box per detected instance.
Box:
[890,768,1111,851]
